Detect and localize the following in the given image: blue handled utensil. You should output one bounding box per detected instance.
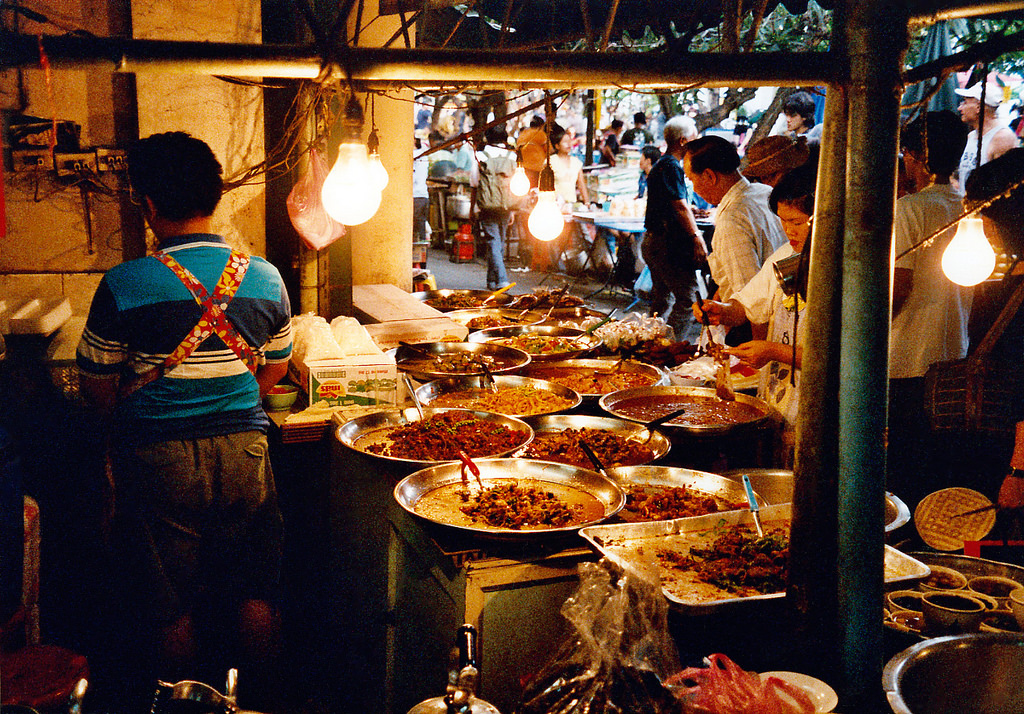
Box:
[742,474,764,537]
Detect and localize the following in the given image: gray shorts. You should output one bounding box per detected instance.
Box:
[111,431,282,625]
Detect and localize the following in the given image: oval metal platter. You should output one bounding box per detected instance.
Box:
[605,465,756,523]
[599,385,771,435]
[466,324,602,361]
[519,414,671,467]
[411,289,514,312]
[520,358,668,405]
[445,308,547,329]
[534,306,608,326]
[336,407,534,466]
[416,374,582,418]
[394,457,626,540]
[390,341,531,382]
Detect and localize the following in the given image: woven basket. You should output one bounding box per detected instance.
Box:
[913,487,996,552]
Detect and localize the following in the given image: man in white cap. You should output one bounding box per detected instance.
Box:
[956,82,1019,189]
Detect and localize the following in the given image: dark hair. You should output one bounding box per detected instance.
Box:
[783,91,817,125]
[548,122,567,147]
[633,112,647,125]
[769,163,817,215]
[128,132,222,221]
[529,115,546,128]
[641,145,662,163]
[965,147,1024,230]
[683,135,741,174]
[901,110,968,177]
[484,124,508,146]
[611,119,624,130]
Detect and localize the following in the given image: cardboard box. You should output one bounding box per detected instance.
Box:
[363,317,468,351]
[289,353,400,407]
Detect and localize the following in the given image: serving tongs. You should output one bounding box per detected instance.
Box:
[696,305,736,401]
[741,473,764,537]
[482,281,517,304]
[457,449,485,493]
[478,362,499,392]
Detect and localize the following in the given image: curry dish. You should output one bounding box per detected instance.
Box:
[612,394,763,427]
[525,427,655,468]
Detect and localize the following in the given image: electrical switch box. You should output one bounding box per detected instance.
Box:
[54,152,98,178]
[11,149,51,172]
[95,148,127,173]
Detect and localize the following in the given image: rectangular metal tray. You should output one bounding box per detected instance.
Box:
[580,503,931,614]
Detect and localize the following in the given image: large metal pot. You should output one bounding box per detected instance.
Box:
[883,633,1024,713]
[446,192,473,219]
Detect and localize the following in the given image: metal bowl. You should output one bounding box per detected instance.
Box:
[719,468,911,533]
[599,385,771,436]
[416,374,582,418]
[520,358,668,406]
[411,289,515,312]
[394,457,626,540]
[467,325,602,361]
[604,464,755,522]
[446,308,546,329]
[390,341,531,382]
[520,414,672,467]
[883,633,1024,714]
[535,306,608,326]
[336,407,534,466]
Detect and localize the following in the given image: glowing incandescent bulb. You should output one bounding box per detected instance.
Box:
[509,165,529,197]
[941,216,996,287]
[367,152,389,191]
[319,93,383,226]
[528,165,564,241]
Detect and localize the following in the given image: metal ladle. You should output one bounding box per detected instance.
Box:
[403,373,425,420]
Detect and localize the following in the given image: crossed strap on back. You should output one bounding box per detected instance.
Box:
[120,249,257,397]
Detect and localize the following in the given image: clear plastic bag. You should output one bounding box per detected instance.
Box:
[286,148,346,250]
[514,559,682,714]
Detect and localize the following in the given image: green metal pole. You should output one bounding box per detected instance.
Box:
[839,0,907,710]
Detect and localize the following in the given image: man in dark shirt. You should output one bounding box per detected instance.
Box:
[642,115,706,340]
[622,112,654,147]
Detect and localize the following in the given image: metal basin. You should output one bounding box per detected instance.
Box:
[411,289,514,312]
[520,414,672,467]
[599,385,770,436]
[467,324,602,361]
[416,374,582,418]
[883,633,1024,713]
[445,308,546,329]
[390,341,530,382]
[520,358,668,406]
[719,467,911,533]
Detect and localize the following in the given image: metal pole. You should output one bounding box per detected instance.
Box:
[788,79,848,686]
[839,0,907,710]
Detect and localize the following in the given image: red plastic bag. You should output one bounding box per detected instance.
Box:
[287,148,346,250]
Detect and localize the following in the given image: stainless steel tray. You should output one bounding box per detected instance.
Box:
[445,308,546,329]
[466,325,602,361]
[518,414,671,467]
[394,458,626,540]
[604,465,755,522]
[411,289,514,311]
[520,358,668,405]
[416,374,582,417]
[390,341,531,381]
[599,385,771,436]
[336,407,534,466]
[580,504,931,613]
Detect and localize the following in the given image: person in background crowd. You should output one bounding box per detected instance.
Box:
[76,132,292,709]
[413,134,429,245]
[516,115,550,189]
[956,82,1019,189]
[609,144,662,288]
[414,94,432,130]
[426,129,457,178]
[887,111,971,512]
[642,115,706,340]
[637,144,662,199]
[741,135,810,188]
[548,123,590,207]
[600,118,624,166]
[781,90,822,143]
[683,135,788,344]
[471,124,516,290]
[694,164,817,466]
[621,112,654,147]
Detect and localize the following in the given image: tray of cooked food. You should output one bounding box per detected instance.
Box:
[533,306,608,325]
[394,457,626,539]
[520,358,668,404]
[506,289,586,311]
[580,504,931,613]
[599,385,771,436]
[390,341,531,381]
[412,289,515,311]
[445,308,546,330]
[336,407,534,465]
[519,415,671,468]
[416,374,582,418]
[604,465,754,523]
[467,325,602,361]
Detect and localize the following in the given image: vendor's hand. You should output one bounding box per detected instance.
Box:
[998,472,1024,510]
[726,340,780,369]
[692,234,708,264]
[693,299,727,326]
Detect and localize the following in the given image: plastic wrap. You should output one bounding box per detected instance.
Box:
[290,313,345,363]
[286,148,346,250]
[329,316,384,356]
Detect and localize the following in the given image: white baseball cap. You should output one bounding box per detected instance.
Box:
[955,82,1003,108]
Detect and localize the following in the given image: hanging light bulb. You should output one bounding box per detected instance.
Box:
[321,93,382,226]
[528,163,564,241]
[510,152,529,197]
[942,216,996,287]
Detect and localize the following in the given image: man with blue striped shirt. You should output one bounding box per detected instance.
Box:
[76,132,291,700]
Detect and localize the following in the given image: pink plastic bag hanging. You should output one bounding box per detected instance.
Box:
[286,148,346,250]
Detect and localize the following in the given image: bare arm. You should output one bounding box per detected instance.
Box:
[576,170,590,205]
[256,361,290,399]
[727,341,803,369]
[79,373,119,415]
[693,298,747,328]
[989,128,1020,163]
[671,199,707,262]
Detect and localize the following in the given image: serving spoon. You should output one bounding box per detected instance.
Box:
[742,473,764,537]
[579,440,611,480]
[403,373,425,420]
[638,407,690,444]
